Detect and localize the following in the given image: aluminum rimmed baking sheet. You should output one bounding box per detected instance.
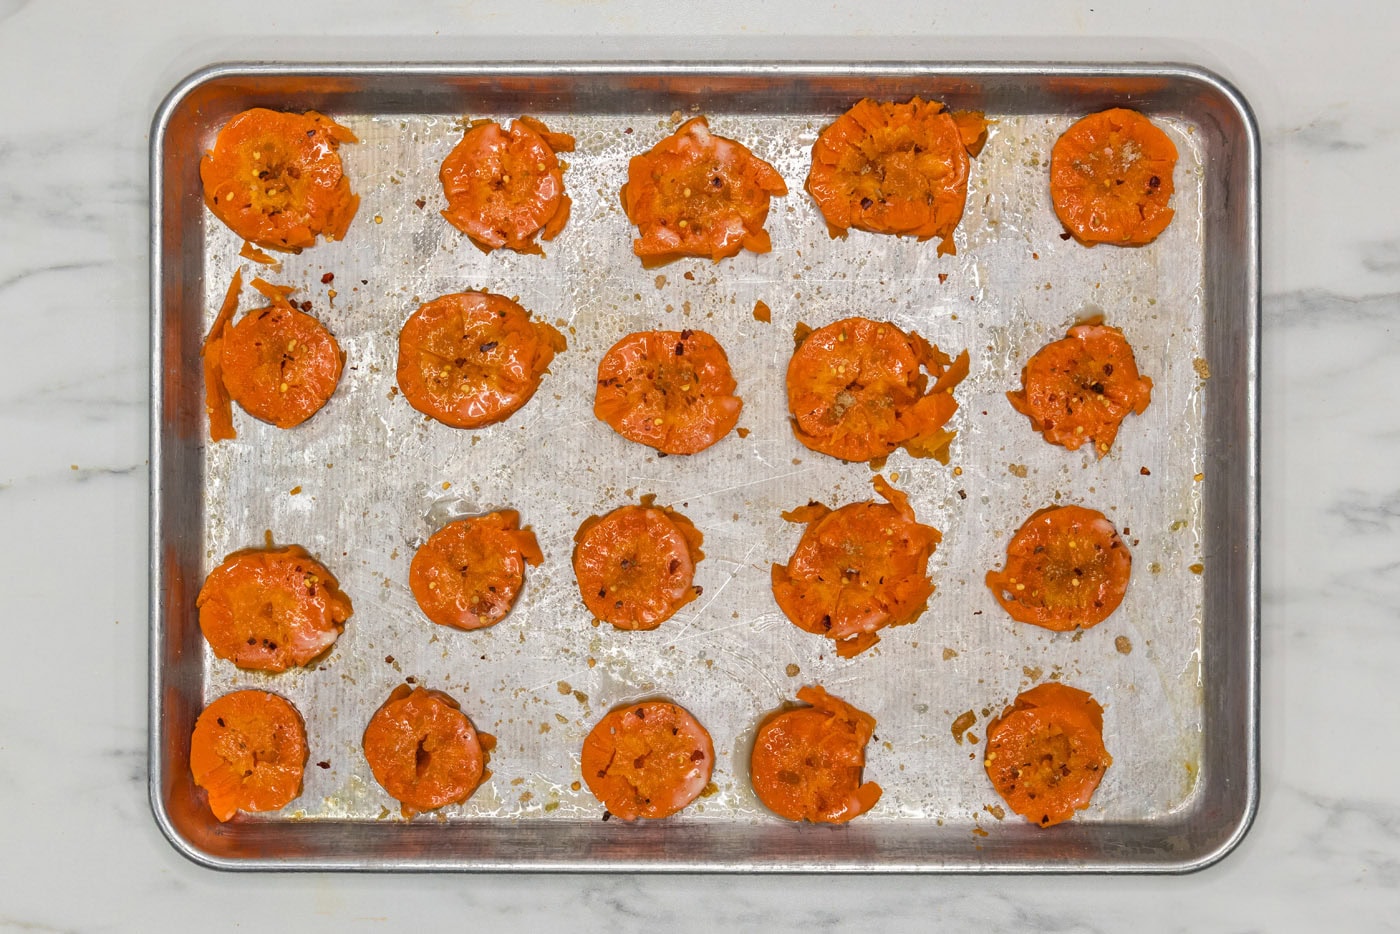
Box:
[150,63,1258,871]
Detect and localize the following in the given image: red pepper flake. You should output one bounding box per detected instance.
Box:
[320,272,335,284]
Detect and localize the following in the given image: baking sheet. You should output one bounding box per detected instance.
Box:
[151,64,1258,871]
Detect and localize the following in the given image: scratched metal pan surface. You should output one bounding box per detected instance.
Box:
[149,63,1258,872]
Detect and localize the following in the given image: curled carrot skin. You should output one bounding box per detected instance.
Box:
[772,474,940,658]
[440,115,575,254]
[786,316,968,464]
[581,700,714,820]
[1007,321,1153,457]
[362,685,487,818]
[806,98,976,253]
[984,682,1112,827]
[200,108,359,252]
[1050,108,1177,246]
[189,690,308,822]
[750,685,882,823]
[197,545,353,672]
[201,269,243,442]
[620,116,788,267]
[985,505,1131,631]
[396,291,566,430]
[572,497,704,631]
[593,328,742,455]
[409,510,543,631]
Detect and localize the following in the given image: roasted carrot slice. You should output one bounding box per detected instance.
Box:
[1050,108,1177,246]
[362,685,487,818]
[985,505,1131,631]
[1007,321,1153,457]
[396,291,566,429]
[984,682,1112,827]
[593,328,742,455]
[409,510,544,631]
[197,545,353,672]
[572,497,704,630]
[750,685,882,823]
[206,277,345,431]
[772,474,940,658]
[200,108,359,252]
[580,700,714,820]
[806,98,974,253]
[620,115,787,267]
[440,115,575,254]
[786,316,968,463]
[189,690,308,822]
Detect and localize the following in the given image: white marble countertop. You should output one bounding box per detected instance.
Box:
[2,0,1395,929]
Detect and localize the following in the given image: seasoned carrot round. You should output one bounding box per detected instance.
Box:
[750,685,882,823]
[1050,108,1177,246]
[396,291,566,429]
[440,115,575,254]
[806,98,973,253]
[786,317,968,463]
[620,115,788,267]
[593,328,742,455]
[200,108,359,252]
[362,685,486,818]
[985,505,1131,631]
[1008,321,1153,457]
[409,510,544,631]
[772,474,940,658]
[984,682,1112,827]
[218,279,344,429]
[581,700,714,820]
[189,690,308,822]
[572,499,704,630]
[197,545,353,672]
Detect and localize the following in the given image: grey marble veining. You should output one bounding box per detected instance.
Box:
[2,0,1400,930]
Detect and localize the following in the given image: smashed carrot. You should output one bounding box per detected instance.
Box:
[985,505,1131,631]
[440,115,575,254]
[189,690,307,822]
[772,474,940,658]
[620,115,787,266]
[409,510,543,631]
[581,700,714,820]
[750,685,882,823]
[572,497,704,630]
[593,328,742,455]
[396,291,566,429]
[1050,108,1177,246]
[197,545,353,671]
[1008,321,1153,457]
[200,108,359,252]
[786,316,968,463]
[202,276,345,436]
[984,682,1112,827]
[806,98,978,253]
[362,685,487,818]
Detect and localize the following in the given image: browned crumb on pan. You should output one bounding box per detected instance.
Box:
[951,710,976,744]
